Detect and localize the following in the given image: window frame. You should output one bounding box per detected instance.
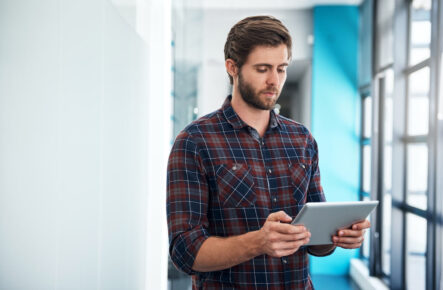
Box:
[387,0,442,289]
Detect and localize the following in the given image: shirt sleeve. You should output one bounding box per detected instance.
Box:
[166,131,210,275]
[305,135,336,257]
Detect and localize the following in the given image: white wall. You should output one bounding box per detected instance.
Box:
[0,0,169,289]
[198,9,313,116]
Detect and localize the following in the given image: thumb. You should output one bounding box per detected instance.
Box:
[267,211,292,223]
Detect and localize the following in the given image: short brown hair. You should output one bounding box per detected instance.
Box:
[224,15,292,84]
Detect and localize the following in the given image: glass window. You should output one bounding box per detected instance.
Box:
[384,72,394,191]
[362,196,371,260]
[360,93,372,261]
[363,96,372,138]
[408,67,430,136]
[406,143,428,210]
[363,145,371,193]
[406,213,427,290]
[384,145,393,192]
[382,193,392,275]
[384,70,394,143]
[381,69,394,277]
[409,0,432,66]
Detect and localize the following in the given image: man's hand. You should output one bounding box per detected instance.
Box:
[258,211,311,257]
[333,219,371,249]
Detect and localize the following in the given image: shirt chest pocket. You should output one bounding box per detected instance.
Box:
[215,163,256,208]
[289,161,311,204]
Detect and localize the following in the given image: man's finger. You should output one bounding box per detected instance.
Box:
[351,219,371,230]
[333,236,364,244]
[337,229,364,237]
[270,231,310,242]
[271,222,307,235]
[267,211,293,223]
[280,238,311,251]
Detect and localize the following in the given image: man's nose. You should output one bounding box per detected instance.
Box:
[266,70,279,87]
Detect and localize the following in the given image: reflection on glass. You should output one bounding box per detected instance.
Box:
[382,194,392,275]
[409,67,430,95]
[409,97,429,136]
[406,213,427,290]
[363,97,372,138]
[384,71,394,191]
[384,70,394,143]
[409,0,431,66]
[363,145,371,193]
[407,143,428,191]
[408,67,430,136]
[384,145,392,191]
[407,143,428,210]
[385,69,395,96]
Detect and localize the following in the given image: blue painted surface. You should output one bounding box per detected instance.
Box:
[311,274,359,290]
[311,6,361,275]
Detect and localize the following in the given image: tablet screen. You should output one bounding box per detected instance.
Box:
[291,201,378,245]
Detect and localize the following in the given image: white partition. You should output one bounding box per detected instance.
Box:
[0,0,169,289]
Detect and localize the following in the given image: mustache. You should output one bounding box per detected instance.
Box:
[260,87,279,94]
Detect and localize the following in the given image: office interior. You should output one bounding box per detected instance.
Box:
[0,0,442,289]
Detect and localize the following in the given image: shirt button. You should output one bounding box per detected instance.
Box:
[273,197,277,203]
[267,168,272,174]
[301,164,306,169]
[282,258,288,264]
[261,141,265,146]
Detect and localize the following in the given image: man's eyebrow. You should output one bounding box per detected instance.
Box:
[253,63,289,67]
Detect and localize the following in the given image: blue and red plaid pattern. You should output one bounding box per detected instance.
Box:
[167,96,330,289]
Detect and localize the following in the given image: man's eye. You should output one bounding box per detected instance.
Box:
[257,68,267,73]
[278,69,286,73]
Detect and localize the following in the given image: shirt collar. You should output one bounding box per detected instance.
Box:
[222,95,281,130]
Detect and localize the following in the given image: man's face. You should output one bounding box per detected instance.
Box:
[236,44,289,110]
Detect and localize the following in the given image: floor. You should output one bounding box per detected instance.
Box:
[311,274,361,290]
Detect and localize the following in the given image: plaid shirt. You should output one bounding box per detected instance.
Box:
[167,96,331,289]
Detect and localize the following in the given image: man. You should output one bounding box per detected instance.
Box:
[167,16,370,289]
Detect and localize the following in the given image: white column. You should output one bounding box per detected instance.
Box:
[136,0,171,289]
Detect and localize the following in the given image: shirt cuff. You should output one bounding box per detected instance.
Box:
[169,226,210,275]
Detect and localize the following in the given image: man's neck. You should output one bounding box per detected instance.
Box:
[231,91,271,138]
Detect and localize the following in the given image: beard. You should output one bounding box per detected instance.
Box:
[238,71,280,110]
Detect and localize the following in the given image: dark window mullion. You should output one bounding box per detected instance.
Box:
[426,0,442,289]
[392,0,409,288]
[392,198,430,218]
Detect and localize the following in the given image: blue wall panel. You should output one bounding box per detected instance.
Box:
[311,6,361,275]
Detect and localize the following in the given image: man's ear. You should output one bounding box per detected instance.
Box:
[225,59,238,79]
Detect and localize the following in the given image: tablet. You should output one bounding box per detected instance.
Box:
[291,201,379,245]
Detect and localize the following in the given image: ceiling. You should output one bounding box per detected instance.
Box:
[184,0,364,9]
[111,0,364,9]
